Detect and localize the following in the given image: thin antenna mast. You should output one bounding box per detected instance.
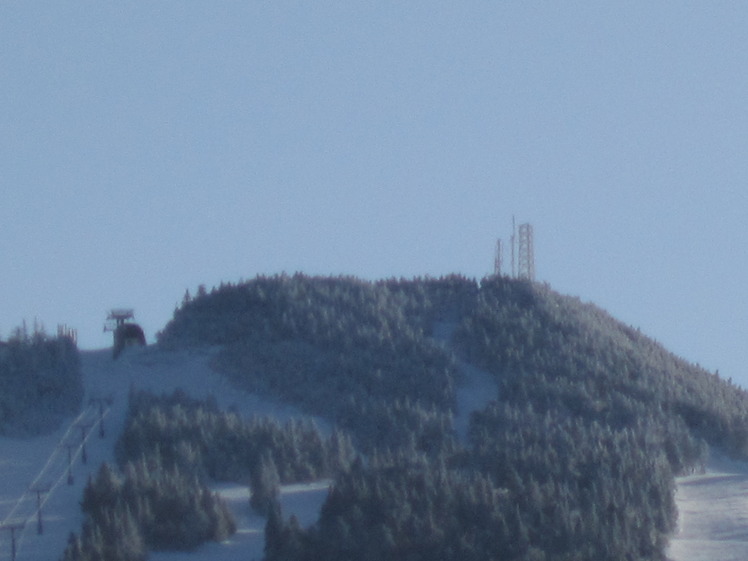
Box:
[494,239,503,277]
[493,217,535,280]
[511,215,516,278]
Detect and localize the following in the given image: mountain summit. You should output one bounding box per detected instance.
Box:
[150,273,748,561]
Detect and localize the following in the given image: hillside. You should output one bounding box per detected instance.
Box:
[0,345,338,561]
[3,273,748,560]
[669,452,748,560]
[0,329,82,436]
[150,273,748,561]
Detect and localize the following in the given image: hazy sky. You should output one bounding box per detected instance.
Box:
[3,4,748,385]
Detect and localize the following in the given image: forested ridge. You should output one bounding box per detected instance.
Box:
[150,273,748,560]
[63,388,354,561]
[0,325,82,435]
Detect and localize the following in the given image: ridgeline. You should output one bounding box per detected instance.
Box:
[149,273,748,561]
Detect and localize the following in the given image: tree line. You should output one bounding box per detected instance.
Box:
[62,388,357,560]
[117,388,356,484]
[159,274,461,453]
[61,456,235,561]
[0,323,82,435]
[152,273,748,560]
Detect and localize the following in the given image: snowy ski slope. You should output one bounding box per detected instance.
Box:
[0,344,743,561]
[668,453,748,561]
[0,346,328,561]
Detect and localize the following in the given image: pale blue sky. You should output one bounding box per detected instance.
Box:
[3,3,748,385]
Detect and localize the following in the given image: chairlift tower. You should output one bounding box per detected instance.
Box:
[104,309,145,359]
[1,523,24,561]
[104,309,134,332]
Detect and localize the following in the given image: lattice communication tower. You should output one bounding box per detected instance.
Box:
[493,218,535,281]
[517,223,535,281]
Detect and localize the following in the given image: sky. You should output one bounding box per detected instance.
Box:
[2,3,748,385]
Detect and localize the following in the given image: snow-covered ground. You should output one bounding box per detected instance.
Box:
[0,338,500,561]
[668,453,748,561]
[453,359,497,442]
[432,320,499,442]
[6,343,742,561]
[0,346,329,561]
[150,481,331,561]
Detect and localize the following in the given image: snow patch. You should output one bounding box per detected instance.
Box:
[149,481,331,561]
[0,345,331,561]
[454,360,498,442]
[668,452,748,561]
[432,320,499,442]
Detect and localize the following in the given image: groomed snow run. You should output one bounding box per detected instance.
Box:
[0,346,330,561]
[6,344,744,561]
[668,453,748,561]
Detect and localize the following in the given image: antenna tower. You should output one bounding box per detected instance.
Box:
[494,239,503,277]
[511,216,516,278]
[493,217,535,280]
[517,223,535,281]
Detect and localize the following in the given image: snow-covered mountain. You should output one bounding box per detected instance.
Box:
[0,341,499,561]
[4,274,748,561]
[2,348,746,561]
[0,346,329,561]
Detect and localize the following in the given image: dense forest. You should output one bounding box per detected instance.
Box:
[61,454,235,561]
[0,324,82,435]
[146,273,748,560]
[63,388,357,561]
[116,388,355,491]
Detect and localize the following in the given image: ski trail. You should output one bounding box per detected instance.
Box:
[431,321,498,443]
[1,408,89,525]
[453,359,498,442]
[149,480,331,561]
[0,346,338,561]
[668,454,748,561]
[18,405,110,544]
[1,401,112,558]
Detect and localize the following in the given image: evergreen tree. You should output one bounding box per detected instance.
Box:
[250,453,280,516]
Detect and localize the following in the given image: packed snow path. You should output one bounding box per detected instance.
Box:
[0,400,109,553]
[668,454,748,561]
[432,320,499,442]
[18,344,748,561]
[0,347,328,561]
